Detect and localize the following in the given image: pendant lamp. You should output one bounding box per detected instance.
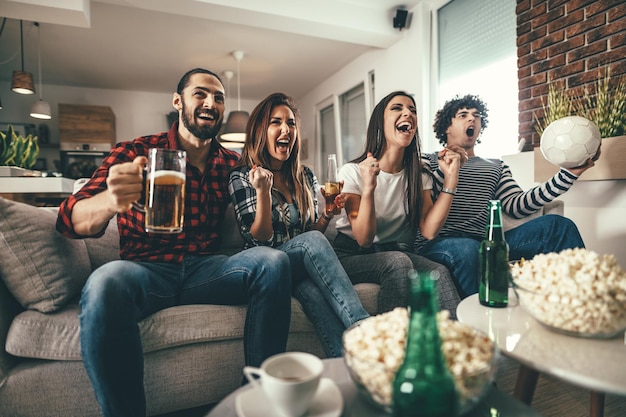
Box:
[220,50,249,143]
[11,20,36,95]
[30,22,51,120]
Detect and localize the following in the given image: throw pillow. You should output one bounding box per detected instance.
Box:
[0,198,91,313]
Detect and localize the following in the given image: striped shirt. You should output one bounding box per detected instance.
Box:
[414,153,579,252]
[229,165,320,249]
[56,122,241,263]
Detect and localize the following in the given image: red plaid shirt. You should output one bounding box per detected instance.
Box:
[56,122,240,263]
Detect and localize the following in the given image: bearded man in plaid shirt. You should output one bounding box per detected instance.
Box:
[56,68,292,417]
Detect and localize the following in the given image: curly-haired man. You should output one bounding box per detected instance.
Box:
[414,94,598,298]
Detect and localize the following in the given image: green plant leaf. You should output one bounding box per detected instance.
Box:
[2,126,18,166]
[24,135,40,169]
[538,68,626,139]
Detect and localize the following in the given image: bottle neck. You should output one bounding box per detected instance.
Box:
[404,276,446,367]
[486,201,505,241]
[327,155,337,182]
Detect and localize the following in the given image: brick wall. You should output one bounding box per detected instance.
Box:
[517,0,626,148]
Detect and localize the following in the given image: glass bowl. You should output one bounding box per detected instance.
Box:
[512,279,626,339]
[342,310,497,414]
[509,249,626,339]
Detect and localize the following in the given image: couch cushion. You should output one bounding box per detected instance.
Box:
[0,198,92,313]
[220,204,245,255]
[5,284,379,360]
[83,217,121,270]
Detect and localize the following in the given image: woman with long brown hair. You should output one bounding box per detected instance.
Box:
[228,92,369,357]
[333,91,465,315]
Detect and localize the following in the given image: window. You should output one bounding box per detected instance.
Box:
[320,104,336,158]
[318,81,370,172]
[437,0,518,158]
[340,83,367,163]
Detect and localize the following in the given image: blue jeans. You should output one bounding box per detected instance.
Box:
[278,231,370,357]
[79,247,291,417]
[419,215,585,298]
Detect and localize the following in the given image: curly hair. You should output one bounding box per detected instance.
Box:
[433,94,489,146]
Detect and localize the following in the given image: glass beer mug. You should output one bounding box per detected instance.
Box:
[134,148,187,233]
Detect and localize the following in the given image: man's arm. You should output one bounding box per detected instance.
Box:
[58,157,147,237]
[497,163,578,218]
[498,149,600,219]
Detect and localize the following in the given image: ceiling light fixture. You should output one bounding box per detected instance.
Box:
[30,22,51,120]
[220,50,248,143]
[11,20,35,95]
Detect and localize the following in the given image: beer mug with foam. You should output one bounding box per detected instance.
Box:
[141,148,186,233]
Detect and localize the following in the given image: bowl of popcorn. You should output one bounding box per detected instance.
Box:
[510,248,626,339]
[342,308,497,414]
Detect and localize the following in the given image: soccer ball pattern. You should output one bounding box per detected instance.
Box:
[540,116,601,168]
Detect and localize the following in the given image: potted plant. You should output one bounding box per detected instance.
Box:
[533,68,626,181]
[0,125,40,176]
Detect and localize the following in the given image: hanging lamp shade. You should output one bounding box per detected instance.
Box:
[31,99,51,120]
[220,110,248,142]
[12,20,35,95]
[30,22,51,119]
[12,71,35,95]
[220,50,248,143]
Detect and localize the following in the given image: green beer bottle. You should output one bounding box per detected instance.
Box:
[478,200,509,307]
[391,271,458,417]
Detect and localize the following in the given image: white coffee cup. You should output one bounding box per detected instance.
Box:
[243,352,323,417]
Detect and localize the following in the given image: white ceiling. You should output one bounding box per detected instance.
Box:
[0,0,420,101]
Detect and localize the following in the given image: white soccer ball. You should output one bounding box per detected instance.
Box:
[540,116,601,168]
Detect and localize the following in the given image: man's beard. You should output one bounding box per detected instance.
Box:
[181,102,222,140]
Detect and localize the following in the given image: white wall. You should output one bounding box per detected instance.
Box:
[503,152,626,268]
[297,3,435,175]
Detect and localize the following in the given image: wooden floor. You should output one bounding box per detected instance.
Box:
[493,356,626,417]
[157,355,626,417]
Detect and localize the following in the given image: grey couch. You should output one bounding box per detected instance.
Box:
[0,195,562,417]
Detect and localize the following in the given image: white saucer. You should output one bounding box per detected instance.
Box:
[235,377,343,417]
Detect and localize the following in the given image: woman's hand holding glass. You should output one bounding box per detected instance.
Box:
[320,181,345,217]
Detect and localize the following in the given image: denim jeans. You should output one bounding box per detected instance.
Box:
[419,215,585,298]
[340,251,458,313]
[278,231,370,357]
[79,247,291,417]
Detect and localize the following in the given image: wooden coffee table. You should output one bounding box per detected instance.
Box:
[457,291,626,417]
[207,357,544,416]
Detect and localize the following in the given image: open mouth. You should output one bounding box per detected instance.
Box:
[197,110,216,122]
[466,127,475,137]
[276,139,291,151]
[396,122,412,133]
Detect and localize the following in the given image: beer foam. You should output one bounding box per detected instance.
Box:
[152,170,185,180]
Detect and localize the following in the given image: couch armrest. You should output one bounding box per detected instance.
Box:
[0,278,22,380]
[503,199,564,231]
[543,199,564,216]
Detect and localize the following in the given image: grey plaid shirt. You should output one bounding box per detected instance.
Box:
[228,165,320,249]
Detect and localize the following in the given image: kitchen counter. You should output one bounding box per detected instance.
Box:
[0,177,76,206]
[0,177,75,194]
